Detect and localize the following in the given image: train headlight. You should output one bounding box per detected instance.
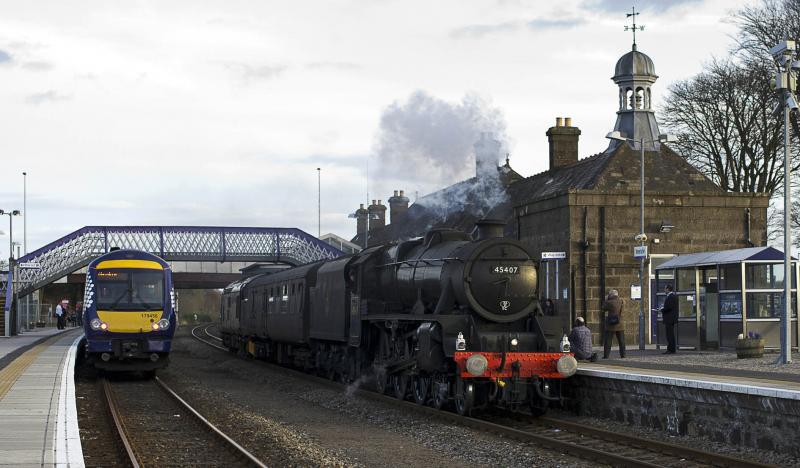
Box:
[465,353,489,376]
[155,319,170,330]
[99,322,108,330]
[556,355,578,377]
[90,319,103,330]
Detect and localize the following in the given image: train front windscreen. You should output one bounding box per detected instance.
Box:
[96,269,165,311]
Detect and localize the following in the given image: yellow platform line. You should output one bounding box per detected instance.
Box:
[0,333,66,400]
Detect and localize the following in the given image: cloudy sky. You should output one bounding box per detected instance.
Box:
[0,0,751,258]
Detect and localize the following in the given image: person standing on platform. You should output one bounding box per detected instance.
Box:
[601,289,625,359]
[568,317,597,361]
[75,302,83,326]
[661,284,679,354]
[55,301,66,330]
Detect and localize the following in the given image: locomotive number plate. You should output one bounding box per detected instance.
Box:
[140,312,159,319]
[491,266,519,274]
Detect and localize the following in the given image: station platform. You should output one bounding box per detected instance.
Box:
[578,347,800,399]
[0,328,83,467]
[0,327,72,363]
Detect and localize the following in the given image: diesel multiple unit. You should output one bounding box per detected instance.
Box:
[83,249,177,373]
[220,221,576,415]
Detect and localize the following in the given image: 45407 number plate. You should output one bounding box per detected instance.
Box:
[491,266,519,274]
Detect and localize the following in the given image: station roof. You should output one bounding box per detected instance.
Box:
[656,246,793,270]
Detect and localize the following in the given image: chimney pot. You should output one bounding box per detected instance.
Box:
[378,199,382,205]
[359,203,364,209]
[556,117,563,127]
[399,190,404,197]
[565,117,572,127]
[372,199,376,205]
[393,190,398,196]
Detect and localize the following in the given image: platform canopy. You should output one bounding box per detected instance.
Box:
[655,246,793,270]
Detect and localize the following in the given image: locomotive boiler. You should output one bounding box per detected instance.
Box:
[220,220,576,415]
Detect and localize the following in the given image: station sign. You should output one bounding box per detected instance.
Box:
[18,262,41,269]
[541,251,566,260]
[633,245,648,259]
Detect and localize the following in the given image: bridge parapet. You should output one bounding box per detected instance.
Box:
[13,226,343,296]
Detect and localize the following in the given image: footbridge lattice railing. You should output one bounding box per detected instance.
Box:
[12,226,343,297]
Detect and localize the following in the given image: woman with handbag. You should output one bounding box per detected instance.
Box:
[601,289,626,359]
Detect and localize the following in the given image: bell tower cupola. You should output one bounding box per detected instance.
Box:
[607,7,662,152]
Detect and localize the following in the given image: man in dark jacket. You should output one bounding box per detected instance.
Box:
[661,284,679,354]
[568,317,597,361]
[601,289,625,358]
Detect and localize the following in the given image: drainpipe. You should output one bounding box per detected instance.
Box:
[581,206,589,321]
[599,207,606,310]
[745,208,754,247]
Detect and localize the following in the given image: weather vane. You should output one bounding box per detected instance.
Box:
[624,6,644,50]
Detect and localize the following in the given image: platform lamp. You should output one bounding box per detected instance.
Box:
[0,209,21,336]
[605,132,677,350]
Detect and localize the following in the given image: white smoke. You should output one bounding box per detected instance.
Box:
[373,90,509,196]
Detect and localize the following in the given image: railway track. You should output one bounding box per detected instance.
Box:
[101,371,266,467]
[191,324,775,468]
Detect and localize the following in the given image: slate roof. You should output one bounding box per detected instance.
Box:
[351,143,723,246]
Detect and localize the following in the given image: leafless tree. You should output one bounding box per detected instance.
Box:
[661,59,797,196]
[661,0,800,198]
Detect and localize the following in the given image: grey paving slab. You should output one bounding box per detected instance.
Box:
[0,330,82,467]
[0,328,67,360]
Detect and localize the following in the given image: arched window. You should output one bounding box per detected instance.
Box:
[626,88,634,110]
[635,87,644,110]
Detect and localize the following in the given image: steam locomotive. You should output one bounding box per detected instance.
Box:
[219,220,576,415]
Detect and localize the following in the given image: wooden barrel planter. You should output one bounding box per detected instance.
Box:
[736,338,765,359]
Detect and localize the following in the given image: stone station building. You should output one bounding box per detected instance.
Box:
[353,43,769,346]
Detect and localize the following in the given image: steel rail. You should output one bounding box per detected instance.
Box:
[101,378,141,468]
[193,324,775,468]
[102,371,266,468]
[153,377,267,468]
[537,415,776,468]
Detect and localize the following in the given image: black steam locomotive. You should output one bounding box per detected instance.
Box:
[219,220,576,415]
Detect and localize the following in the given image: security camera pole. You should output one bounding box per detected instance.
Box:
[771,39,799,364]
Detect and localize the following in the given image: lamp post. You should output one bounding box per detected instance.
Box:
[605,132,677,350]
[0,209,21,337]
[770,39,799,364]
[317,167,321,238]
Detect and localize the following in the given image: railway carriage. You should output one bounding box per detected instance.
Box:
[83,249,177,373]
[220,220,576,415]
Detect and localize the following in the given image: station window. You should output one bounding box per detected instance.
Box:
[746,292,797,318]
[676,269,696,292]
[678,295,696,318]
[719,264,741,290]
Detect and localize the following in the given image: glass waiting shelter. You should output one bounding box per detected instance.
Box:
[654,247,798,350]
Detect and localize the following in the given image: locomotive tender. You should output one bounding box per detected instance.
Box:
[83,249,177,373]
[220,220,576,415]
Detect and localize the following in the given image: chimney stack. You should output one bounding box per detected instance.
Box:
[474,132,501,178]
[546,116,580,170]
[355,203,368,246]
[388,189,410,224]
[368,199,387,231]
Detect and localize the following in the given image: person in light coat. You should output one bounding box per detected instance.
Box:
[601,289,625,359]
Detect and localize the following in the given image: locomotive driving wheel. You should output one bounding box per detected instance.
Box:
[431,373,449,410]
[454,375,475,416]
[392,374,410,400]
[412,375,430,405]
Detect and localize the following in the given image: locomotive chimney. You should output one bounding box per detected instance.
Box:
[474,219,506,240]
[546,116,580,170]
[388,189,410,224]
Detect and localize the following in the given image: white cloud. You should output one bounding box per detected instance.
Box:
[0,0,750,260]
